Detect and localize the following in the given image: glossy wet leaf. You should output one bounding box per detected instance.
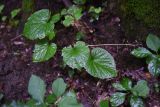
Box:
[99,99,109,107]
[113,78,132,91]
[23,9,54,40]
[131,47,151,58]
[62,41,89,69]
[130,96,144,107]
[28,75,46,103]
[11,8,21,19]
[58,92,83,107]
[148,59,160,76]
[85,48,117,79]
[146,34,160,52]
[52,78,67,97]
[132,80,149,98]
[110,92,126,107]
[33,42,57,62]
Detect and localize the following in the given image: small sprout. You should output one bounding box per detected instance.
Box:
[131,34,160,76]
[0,4,4,14]
[89,6,102,22]
[11,8,21,19]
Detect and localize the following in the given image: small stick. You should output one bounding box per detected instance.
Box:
[88,43,142,47]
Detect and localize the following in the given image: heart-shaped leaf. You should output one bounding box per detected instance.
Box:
[28,75,46,103]
[130,96,144,107]
[85,48,117,79]
[33,42,57,62]
[131,80,149,98]
[52,78,67,97]
[146,34,160,52]
[23,9,55,40]
[110,92,126,107]
[62,41,89,69]
[131,47,151,58]
[148,59,160,76]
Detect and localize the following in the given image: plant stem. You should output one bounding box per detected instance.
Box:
[88,43,141,47]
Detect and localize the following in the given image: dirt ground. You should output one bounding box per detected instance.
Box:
[0,0,160,107]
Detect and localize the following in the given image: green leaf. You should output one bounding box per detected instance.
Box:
[0,4,4,14]
[0,93,3,100]
[11,8,21,19]
[131,47,152,58]
[26,99,36,107]
[58,92,83,107]
[131,80,149,98]
[62,15,74,27]
[33,42,57,62]
[50,13,61,24]
[62,41,89,69]
[99,99,109,107]
[130,96,144,107]
[110,92,126,107]
[113,78,132,91]
[68,5,82,20]
[52,78,67,97]
[85,48,117,79]
[23,9,54,40]
[73,0,86,5]
[45,94,57,104]
[89,6,102,14]
[148,59,160,76]
[28,75,46,103]
[146,34,160,52]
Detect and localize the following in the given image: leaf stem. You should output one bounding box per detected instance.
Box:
[88,43,141,47]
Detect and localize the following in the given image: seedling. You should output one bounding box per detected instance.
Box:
[23,9,60,62]
[62,41,117,79]
[88,6,102,22]
[61,5,83,27]
[131,34,160,76]
[9,8,21,27]
[110,78,149,107]
[2,75,82,107]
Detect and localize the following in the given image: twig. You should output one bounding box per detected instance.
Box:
[88,43,141,47]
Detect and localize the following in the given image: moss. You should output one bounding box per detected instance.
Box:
[121,0,160,28]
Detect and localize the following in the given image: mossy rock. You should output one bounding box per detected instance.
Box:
[120,0,160,28]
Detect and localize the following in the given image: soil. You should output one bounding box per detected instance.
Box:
[0,0,160,107]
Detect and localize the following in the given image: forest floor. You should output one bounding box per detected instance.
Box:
[0,0,160,107]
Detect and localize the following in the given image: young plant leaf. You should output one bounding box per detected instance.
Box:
[11,8,21,19]
[0,93,3,101]
[131,80,149,98]
[33,42,57,62]
[62,41,89,69]
[99,99,109,107]
[23,9,54,40]
[0,5,4,14]
[110,92,126,107]
[146,34,160,52]
[50,13,61,24]
[45,94,57,104]
[85,48,117,79]
[28,75,46,103]
[58,91,83,107]
[52,78,67,97]
[130,96,144,107]
[148,59,160,76]
[131,47,151,58]
[62,15,74,27]
[113,78,132,91]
